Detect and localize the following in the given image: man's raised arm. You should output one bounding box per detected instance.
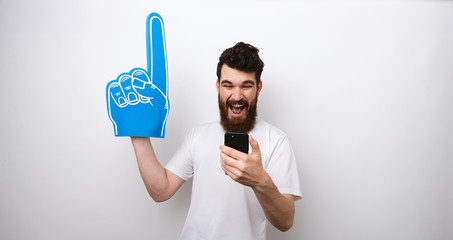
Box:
[131,137,185,202]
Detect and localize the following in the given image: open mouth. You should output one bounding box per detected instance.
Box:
[228,101,248,117]
[231,104,245,114]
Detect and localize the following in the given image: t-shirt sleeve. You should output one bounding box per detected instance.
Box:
[266,135,303,200]
[165,128,195,181]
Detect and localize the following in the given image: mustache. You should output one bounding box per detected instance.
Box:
[226,99,249,108]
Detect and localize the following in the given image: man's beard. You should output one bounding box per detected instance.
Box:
[218,96,258,133]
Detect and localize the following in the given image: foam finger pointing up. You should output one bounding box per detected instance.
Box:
[146,13,168,97]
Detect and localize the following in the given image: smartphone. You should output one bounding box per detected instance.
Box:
[224,132,249,154]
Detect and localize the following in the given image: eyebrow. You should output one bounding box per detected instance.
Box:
[220,80,256,86]
[242,80,256,86]
[220,80,232,85]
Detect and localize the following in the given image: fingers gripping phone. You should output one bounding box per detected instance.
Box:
[224,132,249,154]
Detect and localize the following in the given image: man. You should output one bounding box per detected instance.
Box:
[131,42,302,239]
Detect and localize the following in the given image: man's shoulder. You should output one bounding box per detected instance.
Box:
[192,120,221,131]
[254,117,288,138]
[188,120,223,138]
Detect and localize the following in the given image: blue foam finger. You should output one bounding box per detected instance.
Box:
[108,81,127,108]
[106,12,169,138]
[147,13,168,97]
[119,75,140,105]
[130,69,151,104]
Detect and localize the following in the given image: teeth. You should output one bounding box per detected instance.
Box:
[232,104,243,108]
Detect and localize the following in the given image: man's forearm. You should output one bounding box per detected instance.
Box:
[252,174,295,232]
[219,137,296,231]
[131,137,182,202]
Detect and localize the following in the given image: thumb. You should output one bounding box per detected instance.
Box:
[131,68,157,98]
[249,135,261,156]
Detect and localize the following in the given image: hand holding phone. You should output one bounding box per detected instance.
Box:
[224,132,249,154]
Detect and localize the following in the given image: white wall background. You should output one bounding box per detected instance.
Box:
[1,0,452,239]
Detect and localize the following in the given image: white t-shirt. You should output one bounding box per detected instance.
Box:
[166,118,302,240]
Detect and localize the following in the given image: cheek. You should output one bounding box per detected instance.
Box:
[218,93,227,105]
[219,90,231,101]
[245,91,257,102]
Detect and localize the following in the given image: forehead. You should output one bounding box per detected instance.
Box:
[220,64,256,84]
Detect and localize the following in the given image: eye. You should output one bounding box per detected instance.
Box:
[222,83,232,88]
[242,84,253,89]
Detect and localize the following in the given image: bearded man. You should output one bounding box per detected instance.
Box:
[131,42,302,240]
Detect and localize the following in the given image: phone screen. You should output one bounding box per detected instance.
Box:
[224,132,249,153]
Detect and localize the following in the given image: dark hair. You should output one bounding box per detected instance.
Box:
[216,42,264,84]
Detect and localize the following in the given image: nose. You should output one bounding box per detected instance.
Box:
[231,87,243,101]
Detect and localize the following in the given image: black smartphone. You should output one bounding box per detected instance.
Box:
[224,132,249,154]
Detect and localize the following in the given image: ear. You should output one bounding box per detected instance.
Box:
[256,80,263,97]
[216,80,220,94]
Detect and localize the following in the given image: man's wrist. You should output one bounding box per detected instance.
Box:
[252,172,273,193]
[131,136,151,147]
